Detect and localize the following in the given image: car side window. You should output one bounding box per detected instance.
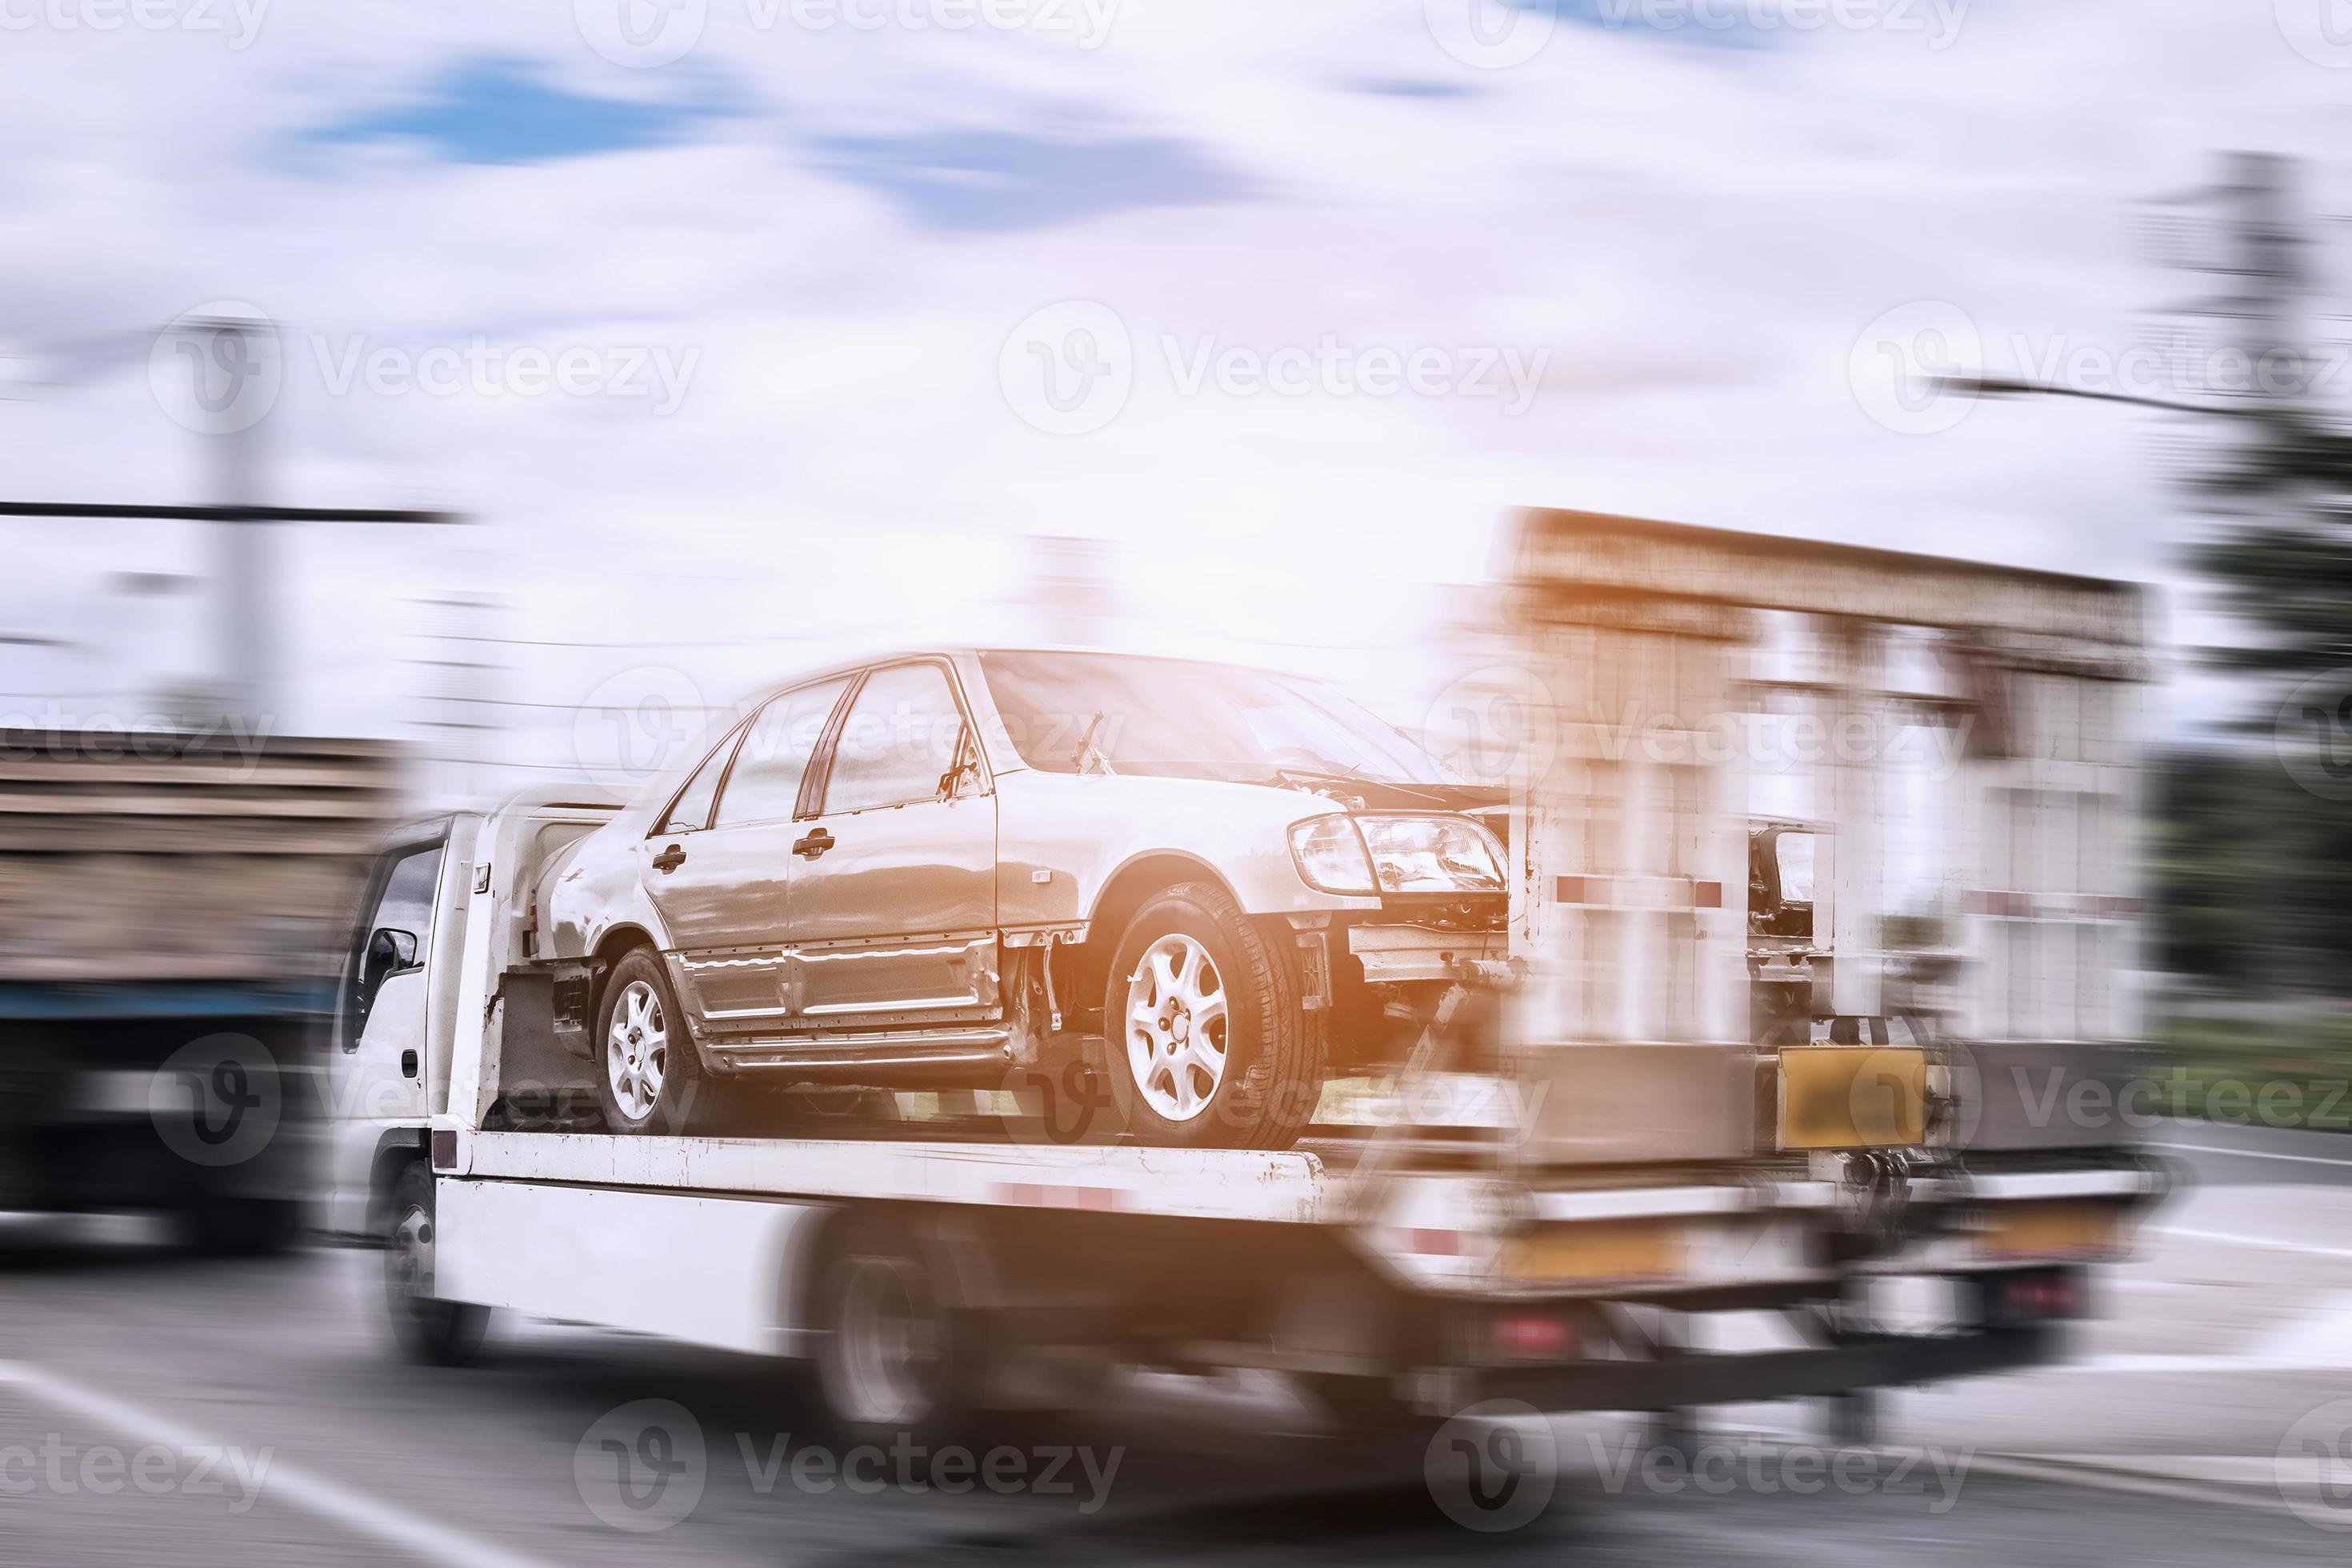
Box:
[823,662,966,815]
[714,677,852,827]
[656,726,742,835]
[345,842,442,1039]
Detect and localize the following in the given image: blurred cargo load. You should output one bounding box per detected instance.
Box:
[0,726,399,1247]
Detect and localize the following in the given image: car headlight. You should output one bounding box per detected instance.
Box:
[1288,814,1506,897]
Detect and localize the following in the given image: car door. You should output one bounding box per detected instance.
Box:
[786,658,999,1029]
[642,678,852,1039]
[331,835,447,1125]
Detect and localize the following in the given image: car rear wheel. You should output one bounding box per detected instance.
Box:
[594,948,718,1134]
[1100,881,1322,1150]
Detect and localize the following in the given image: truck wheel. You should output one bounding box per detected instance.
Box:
[1101,882,1322,1150]
[382,1162,488,1366]
[594,949,715,1135]
[811,1214,982,1450]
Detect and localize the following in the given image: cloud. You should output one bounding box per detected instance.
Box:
[0,0,2336,750]
[805,126,1253,231]
[289,54,744,167]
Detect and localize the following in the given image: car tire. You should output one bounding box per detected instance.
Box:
[594,947,717,1135]
[383,1162,489,1366]
[1099,881,1323,1150]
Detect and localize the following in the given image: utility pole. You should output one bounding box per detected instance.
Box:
[0,312,466,733]
[211,316,274,722]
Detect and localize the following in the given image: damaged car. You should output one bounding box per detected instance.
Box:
[535,648,1509,1149]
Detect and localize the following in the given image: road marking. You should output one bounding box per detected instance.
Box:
[2154,1223,2352,1262]
[1730,1421,2305,1518]
[1958,1452,2304,1519]
[2153,1140,2352,1168]
[0,1361,558,1568]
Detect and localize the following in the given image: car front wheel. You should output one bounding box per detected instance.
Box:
[594,948,718,1134]
[1100,881,1322,1150]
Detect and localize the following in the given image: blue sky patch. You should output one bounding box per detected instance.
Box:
[806,129,1250,232]
[294,56,739,166]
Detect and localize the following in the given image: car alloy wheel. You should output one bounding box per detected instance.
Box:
[606,978,668,1122]
[1122,932,1230,1122]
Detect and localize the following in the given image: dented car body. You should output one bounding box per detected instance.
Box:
[535,647,1507,1146]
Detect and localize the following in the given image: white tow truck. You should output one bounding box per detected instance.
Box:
[326,512,2164,1444]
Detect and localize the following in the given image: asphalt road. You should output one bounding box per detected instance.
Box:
[7,1122,2352,1566]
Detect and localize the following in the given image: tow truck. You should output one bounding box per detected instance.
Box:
[327,511,2163,1444]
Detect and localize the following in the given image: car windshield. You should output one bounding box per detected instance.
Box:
[978,650,1455,786]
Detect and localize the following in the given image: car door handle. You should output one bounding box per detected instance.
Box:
[793,828,834,859]
[652,843,686,873]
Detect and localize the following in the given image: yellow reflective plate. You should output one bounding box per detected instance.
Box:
[1779,1046,1927,1150]
[1501,1222,1684,1286]
[1974,1201,2121,1261]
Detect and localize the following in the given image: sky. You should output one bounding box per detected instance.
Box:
[0,0,2345,790]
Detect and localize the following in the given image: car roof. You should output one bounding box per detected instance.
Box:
[735,646,1312,710]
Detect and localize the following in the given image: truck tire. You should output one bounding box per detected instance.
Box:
[810,1212,986,1450]
[1100,882,1322,1150]
[594,948,718,1136]
[382,1162,488,1366]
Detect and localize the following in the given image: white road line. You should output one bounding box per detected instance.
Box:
[0,1360,558,1568]
[1956,1452,2304,1520]
[2153,1140,2352,1167]
[2153,1224,2352,1262]
[1730,1422,2304,1518]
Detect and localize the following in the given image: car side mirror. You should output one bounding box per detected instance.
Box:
[368,926,420,975]
[938,757,982,801]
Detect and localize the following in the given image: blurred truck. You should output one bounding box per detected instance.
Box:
[332,510,2162,1446]
[0,726,398,1249]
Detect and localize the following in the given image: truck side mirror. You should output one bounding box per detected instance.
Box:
[370,927,421,973]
